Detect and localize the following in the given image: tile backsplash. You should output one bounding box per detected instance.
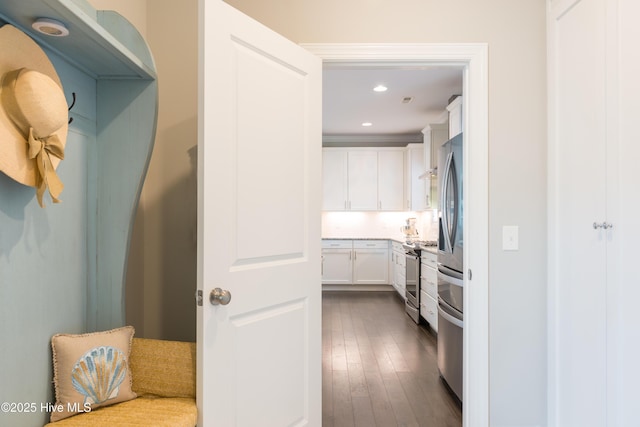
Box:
[322,210,438,241]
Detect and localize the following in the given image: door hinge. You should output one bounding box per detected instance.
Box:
[195,290,203,306]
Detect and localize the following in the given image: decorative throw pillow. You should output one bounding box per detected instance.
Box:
[49,326,136,422]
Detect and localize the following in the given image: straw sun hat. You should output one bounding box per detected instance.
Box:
[0,24,68,207]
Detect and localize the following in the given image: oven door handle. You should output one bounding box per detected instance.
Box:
[437,270,464,288]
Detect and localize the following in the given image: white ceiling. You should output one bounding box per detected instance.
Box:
[323,67,463,143]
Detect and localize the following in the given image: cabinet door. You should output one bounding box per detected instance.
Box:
[322,249,353,284]
[322,150,348,210]
[348,151,378,210]
[447,96,463,138]
[405,144,426,211]
[377,150,405,210]
[420,290,438,332]
[352,248,388,285]
[422,123,448,209]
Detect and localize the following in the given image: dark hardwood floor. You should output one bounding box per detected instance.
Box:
[322,291,462,427]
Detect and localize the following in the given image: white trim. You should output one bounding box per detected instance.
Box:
[303,43,490,427]
[323,134,422,144]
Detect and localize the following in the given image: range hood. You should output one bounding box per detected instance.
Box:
[418,167,437,180]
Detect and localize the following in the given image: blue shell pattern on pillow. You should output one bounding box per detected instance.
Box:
[70,346,127,405]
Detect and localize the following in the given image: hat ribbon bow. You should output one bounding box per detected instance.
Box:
[27,127,64,207]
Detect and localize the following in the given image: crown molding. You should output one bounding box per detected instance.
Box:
[322,134,422,146]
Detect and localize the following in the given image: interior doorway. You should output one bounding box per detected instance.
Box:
[305,43,489,427]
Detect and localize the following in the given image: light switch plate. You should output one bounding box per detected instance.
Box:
[502,225,519,251]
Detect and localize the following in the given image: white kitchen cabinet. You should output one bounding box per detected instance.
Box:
[321,148,378,211]
[352,240,389,285]
[421,123,448,209]
[391,241,406,298]
[377,150,405,211]
[404,143,427,211]
[420,251,438,331]
[321,240,353,285]
[548,0,640,425]
[447,96,463,138]
[322,148,404,211]
[322,150,348,211]
[347,151,378,210]
[420,290,438,333]
[322,240,389,285]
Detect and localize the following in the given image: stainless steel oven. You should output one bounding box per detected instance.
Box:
[403,244,421,323]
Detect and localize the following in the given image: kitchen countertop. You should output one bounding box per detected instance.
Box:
[322,237,438,255]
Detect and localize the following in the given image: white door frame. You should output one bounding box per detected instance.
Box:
[302,43,490,427]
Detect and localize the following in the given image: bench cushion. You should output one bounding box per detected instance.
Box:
[43,396,197,427]
[129,338,196,398]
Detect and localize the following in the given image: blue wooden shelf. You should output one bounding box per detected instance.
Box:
[0,0,156,79]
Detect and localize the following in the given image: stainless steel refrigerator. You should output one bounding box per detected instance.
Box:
[437,132,464,402]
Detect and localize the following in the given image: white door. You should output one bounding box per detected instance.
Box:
[197,1,322,426]
[549,0,607,425]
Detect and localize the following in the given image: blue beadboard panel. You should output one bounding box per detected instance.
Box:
[91,78,158,330]
[0,59,95,427]
[0,1,157,426]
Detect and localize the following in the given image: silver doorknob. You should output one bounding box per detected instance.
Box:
[210,288,231,306]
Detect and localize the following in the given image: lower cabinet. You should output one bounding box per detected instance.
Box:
[352,240,388,285]
[420,250,438,332]
[321,244,353,285]
[391,241,406,299]
[322,240,389,285]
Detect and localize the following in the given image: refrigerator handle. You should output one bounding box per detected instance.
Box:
[441,152,454,254]
[448,155,459,252]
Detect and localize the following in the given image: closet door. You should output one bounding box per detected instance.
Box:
[610,0,640,424]
[549,0,608,425]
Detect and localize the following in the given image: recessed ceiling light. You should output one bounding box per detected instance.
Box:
[32,18,69,37]
[362,122,373,127]
[373,85,388,92]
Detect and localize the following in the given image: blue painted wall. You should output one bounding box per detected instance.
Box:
[0,50,97,427]
[0,3,157,424]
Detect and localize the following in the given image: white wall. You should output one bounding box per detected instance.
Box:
[322,210,438,242]
[225,1,548,426]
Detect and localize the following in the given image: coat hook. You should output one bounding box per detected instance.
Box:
[68,92,76,124]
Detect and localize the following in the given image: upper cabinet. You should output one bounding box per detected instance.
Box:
[405,143,426,211]
[347,150,378,210]
[322,147,405,211]
[421,123,448,209]
[322,149,349,210]
[377,150,405,211]
[447,95,463,138]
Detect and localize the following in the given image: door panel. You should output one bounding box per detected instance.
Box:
[551,0,607,425]
[197,1,322,426]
